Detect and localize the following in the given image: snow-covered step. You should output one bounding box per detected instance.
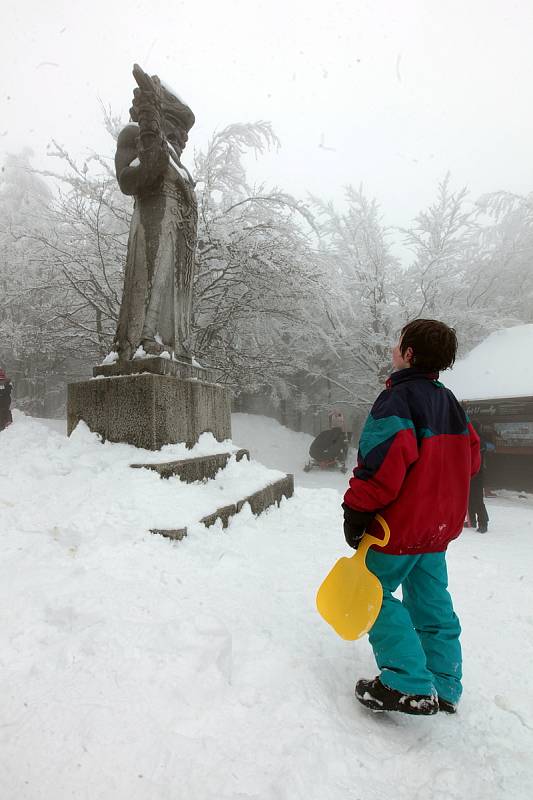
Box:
[151,473,294,540]
[130,448,250,482]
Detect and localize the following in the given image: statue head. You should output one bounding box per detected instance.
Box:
[162,118,188,157]
[130,75,195,157]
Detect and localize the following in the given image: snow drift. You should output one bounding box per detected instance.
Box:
[0,412,531,799]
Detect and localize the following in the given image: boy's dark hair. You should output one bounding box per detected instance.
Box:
[400,319,458,372]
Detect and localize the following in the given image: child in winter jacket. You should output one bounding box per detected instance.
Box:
[0,369,13,431]
[343,319,481,715]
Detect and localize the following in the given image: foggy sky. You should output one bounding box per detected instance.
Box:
[1,0,533,229]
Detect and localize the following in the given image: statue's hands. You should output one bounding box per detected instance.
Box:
[115,125,168,193]
[126,139,167,188]
[130,88,162,139]
[142,139,169,174]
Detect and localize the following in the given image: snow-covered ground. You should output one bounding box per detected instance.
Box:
[1,412,532,799]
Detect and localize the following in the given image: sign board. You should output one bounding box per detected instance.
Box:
[462,396,533,455]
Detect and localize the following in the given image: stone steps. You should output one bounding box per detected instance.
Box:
[150,474,294,540]
[130,449,249,482]
[130,451,294,541]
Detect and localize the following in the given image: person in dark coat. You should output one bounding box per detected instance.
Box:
[0,369,13,431]
[467,421,490,533]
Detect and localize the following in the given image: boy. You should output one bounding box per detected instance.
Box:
[343,320,480,715]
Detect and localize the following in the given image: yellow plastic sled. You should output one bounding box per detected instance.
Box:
[316,514,391,641]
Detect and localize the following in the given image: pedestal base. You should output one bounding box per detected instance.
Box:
[93,357,214,382]
[67,373,231,450]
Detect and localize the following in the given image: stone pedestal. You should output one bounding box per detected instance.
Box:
[68,372,231,450]
[92,357,214,382]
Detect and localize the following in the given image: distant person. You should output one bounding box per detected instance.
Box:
[0,369,13,431]
[305,410,351,473]
[328,408,350,463]
[328,409,345,430]
[467,421,492,533]
[482,428,497,498]
[342,319,480,715]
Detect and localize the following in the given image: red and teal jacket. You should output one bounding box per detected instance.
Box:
[343,368,481,555]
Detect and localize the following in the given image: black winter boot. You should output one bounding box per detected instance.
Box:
[355,677,439,715]
[438,697,457,714]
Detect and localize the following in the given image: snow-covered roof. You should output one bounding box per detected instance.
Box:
[443,324,533,401]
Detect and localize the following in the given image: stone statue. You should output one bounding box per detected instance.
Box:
[113,64,197,361]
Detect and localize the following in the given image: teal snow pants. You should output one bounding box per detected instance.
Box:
[365,549,462,703]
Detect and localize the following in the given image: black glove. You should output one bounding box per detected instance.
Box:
[342,504,374,550]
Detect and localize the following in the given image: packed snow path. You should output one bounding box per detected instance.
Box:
[0,413,532,799]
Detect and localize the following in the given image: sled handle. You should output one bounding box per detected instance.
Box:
[355,514,390,561]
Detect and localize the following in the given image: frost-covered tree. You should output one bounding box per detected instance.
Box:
[192,122,326,395]
[400,175,477,315]
[29,141,128,360]
[0,149,68,413]
[311,186,403,405]
[0,149,53,351]
[401,176,533,355]
[472,189,533,325]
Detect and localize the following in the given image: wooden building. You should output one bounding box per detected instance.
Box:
[462,395,533,492]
